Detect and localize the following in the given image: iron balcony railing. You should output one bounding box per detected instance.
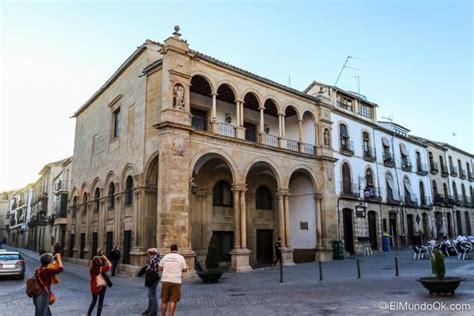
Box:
[459,168,467,180]
[386,192,401,205]
[302,143,316,155]
[191,116,208,131]
[217,122,236,138]
[469,172,474,182]
[287,139,299,152]
[450,165,458,177]
[401,158,412,172]
[264,134,278,147]
[383,152,395,167]
[339,138,354,156]
[420,196,433,209]
[430,161,439,174]
[363,146,376,162]
[441,164,449,177]
[55,180,71,193]
[340,182,360,198]
[363,187,382,201]
[404,194,418,208]
[416,163,429,176]
[434,193,446,206]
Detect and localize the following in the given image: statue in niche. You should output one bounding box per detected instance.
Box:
[323,128,330,147]
[173,84,185,109]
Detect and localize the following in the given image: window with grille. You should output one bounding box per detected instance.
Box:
[213,181,232,207]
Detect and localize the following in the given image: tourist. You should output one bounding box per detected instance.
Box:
[159,244,187,316]
[33,252,64,316]
[272,237,282,267]
[108,245,121,276]
[87,255,112,316]
[140,248,161,316]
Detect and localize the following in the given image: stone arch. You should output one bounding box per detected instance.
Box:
[90,177,104,195]
[104,171,119,190]
[241,89,263,107]
[216,81,239,101]
[243,157,282,189]
[189,149,239,183]
[144,152,159,186]
[283,164,318,192]
[301,110,317,146]
[190,73,215,94]
[283,104,301,120]
[263,96,282,114]
[120,163,138,190]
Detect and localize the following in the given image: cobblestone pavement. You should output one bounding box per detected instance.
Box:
[1,246,473,315]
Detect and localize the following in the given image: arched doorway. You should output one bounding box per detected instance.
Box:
[447,212,453,239]
[367,211,377,250]
[289,169,317,262]
[422,213,429,242]
[456,210,463,236]
[144,155,158,251]
[245,162,279,266]
[191,153,235,269]
[342,208,354,254]
[407,214,414,245]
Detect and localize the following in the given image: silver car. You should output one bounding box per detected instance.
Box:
[0,251,25,280]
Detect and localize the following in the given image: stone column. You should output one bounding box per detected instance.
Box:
[277,192,286,247]
[232,187,241,248]
[315,195,323,249]
[130,188,147,266]
[259,106,265,144]
[99,198,106,253]
[114,194,122,250]
[240,189,247,248]
[281,190,294,265]
[235,101,245,139]
[211,93,218,133]
[230,185,251,272]
[298,119,304,152]
[278,114,287,148]
[284,193,291,248]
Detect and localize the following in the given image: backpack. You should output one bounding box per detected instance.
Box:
[25,269,42,298]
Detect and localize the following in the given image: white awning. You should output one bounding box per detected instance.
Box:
[382,137,391,147]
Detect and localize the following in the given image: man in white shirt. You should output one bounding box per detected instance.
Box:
[159,244,187,316]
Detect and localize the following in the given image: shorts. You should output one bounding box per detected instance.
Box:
[161,282,181,303]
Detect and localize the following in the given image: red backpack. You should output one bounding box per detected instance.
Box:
[25,268,42,298]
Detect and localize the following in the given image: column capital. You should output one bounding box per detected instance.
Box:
[235,99,244,104]
[232,184,247,192]
[211,92,218,96]
[258,106,265,110]
[277,188,289,196]
[315,193,323,201]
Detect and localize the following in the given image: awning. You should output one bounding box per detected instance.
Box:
[400,143,408,156]
[404,178,412,194]
[382,137,391,147]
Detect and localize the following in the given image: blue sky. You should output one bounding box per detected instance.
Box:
[1,0,472,190]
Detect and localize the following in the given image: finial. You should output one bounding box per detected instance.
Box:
[173,25,181,38]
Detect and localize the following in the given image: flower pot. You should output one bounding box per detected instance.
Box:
[417,277,465,295]
[197,271,223,283]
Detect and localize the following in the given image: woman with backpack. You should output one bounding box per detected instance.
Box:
[87,255,112,316]
[32,253,63,316]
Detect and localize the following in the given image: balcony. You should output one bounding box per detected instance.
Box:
[434,193,446,206]
[459,168,466,180]
[340,182,360,199]
[287,139,299,152]
[420,196,433,209]
[386,193,401,205]
[263,134,278,147]
[441,164,449,177]
[54,180,71,194]
[430,161,439,174]
[363,146,376,162]
[416,163,429,176]
[217,122,236,138]
[401,159,412,172]
[383,152,395,168]
[450,165,458,177]
[191,116,208,131]
[302,143,316,155]
[339,139,354,156]
[469,172,474,182]
[445,195,456,206]
[363,187,382,201]
[404,195,418,208]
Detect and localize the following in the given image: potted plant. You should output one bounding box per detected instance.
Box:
[417,248,465,295]
[196,235,223,283]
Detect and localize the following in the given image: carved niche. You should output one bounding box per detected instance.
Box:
[173,83,185,109]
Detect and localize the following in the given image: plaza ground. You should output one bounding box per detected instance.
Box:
[1,246,473,315]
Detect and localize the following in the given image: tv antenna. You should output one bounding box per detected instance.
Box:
[335,56,364,87]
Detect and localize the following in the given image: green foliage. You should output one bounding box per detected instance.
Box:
[431,248,445,280]
[205,235,220,271]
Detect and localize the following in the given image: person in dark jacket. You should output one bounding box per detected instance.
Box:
[272,237,282,266]
[138,248,160,316]
[108,245,121,276]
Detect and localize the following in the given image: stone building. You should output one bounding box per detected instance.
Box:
[6,186,33,248]
[28,159,68,252]
[65,27,337,275]
[0,192,11,243]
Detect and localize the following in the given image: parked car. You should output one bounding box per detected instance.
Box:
[0,251,25,280]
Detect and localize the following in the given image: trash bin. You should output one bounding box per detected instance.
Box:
[332,240,344,260]
[382,235,391,252]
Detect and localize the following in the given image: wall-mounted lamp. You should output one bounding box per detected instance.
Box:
[264,124,270,134]
[225,113,232,124]
[191,183,199,194]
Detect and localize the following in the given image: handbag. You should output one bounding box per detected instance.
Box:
[96,268,107,288]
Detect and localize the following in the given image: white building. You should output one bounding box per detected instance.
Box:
[6,186,33,247]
